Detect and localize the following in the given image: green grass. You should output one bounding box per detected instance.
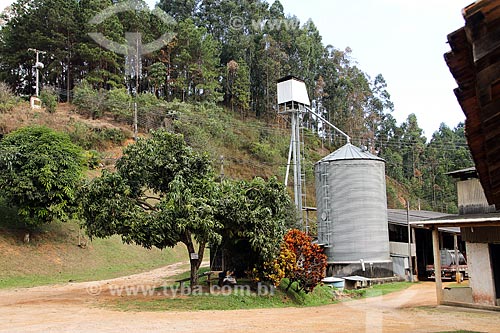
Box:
[0,202,186,289]
[367,281,414,296]
[108,277,414,312]
[110,281,337,312]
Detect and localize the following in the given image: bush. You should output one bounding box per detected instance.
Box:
[40,86,58,113]
[100,127,127,145]
[105,88,132,123]
[0,126,84,229]
[69,121,128,150]
[263,229,327,293]
[0,82,18,113]
[73,81,106,119]
[249,142,279,163]
[83,150,102,169]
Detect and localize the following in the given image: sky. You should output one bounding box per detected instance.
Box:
[0,0,473,138]
[270,0,473,138]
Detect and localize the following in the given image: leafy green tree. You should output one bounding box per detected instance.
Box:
[147,62,167,97]
[170,19,222,102]
[158,0,199,21]
[0,126,84,231]
[105,87,132,122]
[81,130,221,286]
[224,59,250,113]
[40,86,58,113]
[215,177,295,275]
[73,80,107,119]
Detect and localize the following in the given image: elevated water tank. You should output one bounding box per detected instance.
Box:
[315,143,390,266]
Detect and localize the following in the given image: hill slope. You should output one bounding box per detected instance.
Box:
[0,101,409,288]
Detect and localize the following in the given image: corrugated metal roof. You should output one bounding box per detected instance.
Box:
[388,209,453,225]
[317,143,384,163]
[388,209,460,233]
[445,167,477,178]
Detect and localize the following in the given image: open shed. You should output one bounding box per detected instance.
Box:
[412,216,500,310]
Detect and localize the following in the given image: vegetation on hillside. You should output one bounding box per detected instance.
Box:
[0,199,186,289]
[0,0,473,213]
[81,130,295,286]
[0,126,84,230]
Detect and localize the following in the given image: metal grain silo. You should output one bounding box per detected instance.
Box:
[315,143,392,277]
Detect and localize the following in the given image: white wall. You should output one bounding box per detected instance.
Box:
[466,242,496,305]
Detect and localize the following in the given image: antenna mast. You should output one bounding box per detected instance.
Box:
[28,48,46,97]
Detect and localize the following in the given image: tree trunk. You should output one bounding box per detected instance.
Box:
[190,258,199,286]
[183,231,206,287]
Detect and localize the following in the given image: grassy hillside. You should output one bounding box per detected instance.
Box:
[0,101,409,288]
[0,197,185,289]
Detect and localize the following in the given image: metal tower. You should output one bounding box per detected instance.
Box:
[277,76,310,225]
[277,76,351,229]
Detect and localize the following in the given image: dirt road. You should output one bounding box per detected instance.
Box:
[1,263,499,333]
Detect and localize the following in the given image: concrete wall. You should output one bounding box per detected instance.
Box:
[390,241,416,256]
[466,242,497,305]
[328,261,393,278]
[443,287,473,303]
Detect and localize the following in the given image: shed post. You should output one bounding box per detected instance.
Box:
[407,200,414,282]
[432,227,443,304]
[454,233,460,283]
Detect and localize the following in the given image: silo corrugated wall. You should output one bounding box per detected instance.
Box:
[315,145,390,264]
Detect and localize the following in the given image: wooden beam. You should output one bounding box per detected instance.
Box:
[432,228,443,305]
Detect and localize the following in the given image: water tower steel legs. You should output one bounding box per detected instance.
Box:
[291,110,303,224]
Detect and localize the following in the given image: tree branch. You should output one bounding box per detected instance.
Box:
[135,199,157,211]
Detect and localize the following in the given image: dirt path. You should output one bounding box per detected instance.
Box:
[1,264,499,333]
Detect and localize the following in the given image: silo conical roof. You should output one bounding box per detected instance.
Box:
[318,143,384,162]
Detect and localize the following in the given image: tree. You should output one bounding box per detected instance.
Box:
[167,18,222,102]
[0,126,84,232]
[147,62,167,97]
[81,129,221,286]
[264,229,327,293]
[158,0,199,21]
[224,59,250,113]
[215,177,295,275]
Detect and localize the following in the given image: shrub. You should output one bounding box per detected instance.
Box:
[73,81,106,119]
[0,82,17,113]
[83,150,102,169]
[69,122,128,150]
[0,126,84,229]
[99,127,126,145]
[249,142,279,163]
[105,88,132,123]
[263,229,327,293]
[40,86,58,113]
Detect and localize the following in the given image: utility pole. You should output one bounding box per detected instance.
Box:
[407,199,414,282]
[28,48,46,96]
[133,34,140,141]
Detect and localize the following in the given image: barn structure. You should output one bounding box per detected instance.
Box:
[436,0,500,309]
[413,167,500,308]
[444,0,500,210]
